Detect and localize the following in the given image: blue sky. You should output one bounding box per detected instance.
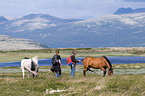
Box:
[0,0,145,19]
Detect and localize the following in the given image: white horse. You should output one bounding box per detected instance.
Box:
[21,56,39,79]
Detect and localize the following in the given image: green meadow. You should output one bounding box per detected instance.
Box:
[0,47,145,96]
[0,65,145,96]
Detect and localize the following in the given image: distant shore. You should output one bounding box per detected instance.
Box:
[0,47,145,63]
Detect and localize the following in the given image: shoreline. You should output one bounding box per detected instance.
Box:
[1,47,145,64]
[1,56,145,67]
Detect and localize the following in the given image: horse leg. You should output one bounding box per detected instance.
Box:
[36,68,39,77]
[32,70,36,77]
[28,71,30,78]
[33,74,35,77]
[33,69,38,77]
[101,67,106,77]
[83,67,88,76]
[87,67,94,72]
[21,67,25,79]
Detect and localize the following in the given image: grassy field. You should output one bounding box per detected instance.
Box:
[0,64,145,96]
[0,47,145,96]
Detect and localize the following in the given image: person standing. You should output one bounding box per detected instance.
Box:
[51,50,62,77]
[70,50,81,77]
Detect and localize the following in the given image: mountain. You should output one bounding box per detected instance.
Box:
[0,35,49,50]
[33,13,145,48]
[0,14,83,33]
[0,14,84,47]
[134,8,145,13]
[0,13,145,48]
[114,7,145,15]
[0,16,8,25]
[114,7,133,15]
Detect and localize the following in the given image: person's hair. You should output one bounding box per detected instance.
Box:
[72,50,76,54]
[56,50,59,53]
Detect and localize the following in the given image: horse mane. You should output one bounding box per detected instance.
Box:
[23,57,29,59]
[102,56,112,70]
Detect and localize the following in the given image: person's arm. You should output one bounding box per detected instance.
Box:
[59,59,61,67]
[71,55,80,63]
[58,55,62,67]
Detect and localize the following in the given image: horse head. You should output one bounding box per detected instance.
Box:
[32,56,38,60]
[32,56,38,65]
[108,69,113,76]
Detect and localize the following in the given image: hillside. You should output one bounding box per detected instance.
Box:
[0,14,83,33]
[0,35,48,50]
[0,13,145,48]
[0,16,8,25]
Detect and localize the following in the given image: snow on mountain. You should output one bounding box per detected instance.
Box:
[36,13,145,47]
[11,18,51,32]
[10,15,57,32]
[0,14,83,33]
[75,13,145,27]
[1,13,145,48]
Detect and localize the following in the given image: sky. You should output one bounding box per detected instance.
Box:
[0,0,145,19]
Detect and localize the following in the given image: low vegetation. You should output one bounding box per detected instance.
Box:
[0,64,145,96]
[0,47,145,95]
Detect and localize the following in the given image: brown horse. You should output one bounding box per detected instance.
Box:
[83,56,113,77]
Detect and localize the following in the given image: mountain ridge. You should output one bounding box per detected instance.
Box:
[114,7,145,15]
[0,13,145,48]
[0,14,83,33]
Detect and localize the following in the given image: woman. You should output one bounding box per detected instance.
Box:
[70,50,81,77]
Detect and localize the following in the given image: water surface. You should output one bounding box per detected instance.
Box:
[0,56,145,67]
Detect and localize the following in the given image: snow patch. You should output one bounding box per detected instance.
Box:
[120,18,138,25]
[11,18,51,31]
[11,20,31,26]
[40,33,50,38]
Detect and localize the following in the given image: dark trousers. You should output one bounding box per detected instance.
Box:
[55,69,61,77]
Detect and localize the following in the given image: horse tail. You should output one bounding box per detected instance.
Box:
[82,57,89,68]
[102,56,112,70]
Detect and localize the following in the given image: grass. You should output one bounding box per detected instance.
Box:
[1,47,145,95]
[0,64,145,96]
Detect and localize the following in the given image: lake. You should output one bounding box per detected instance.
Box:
[0,56,145,67]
